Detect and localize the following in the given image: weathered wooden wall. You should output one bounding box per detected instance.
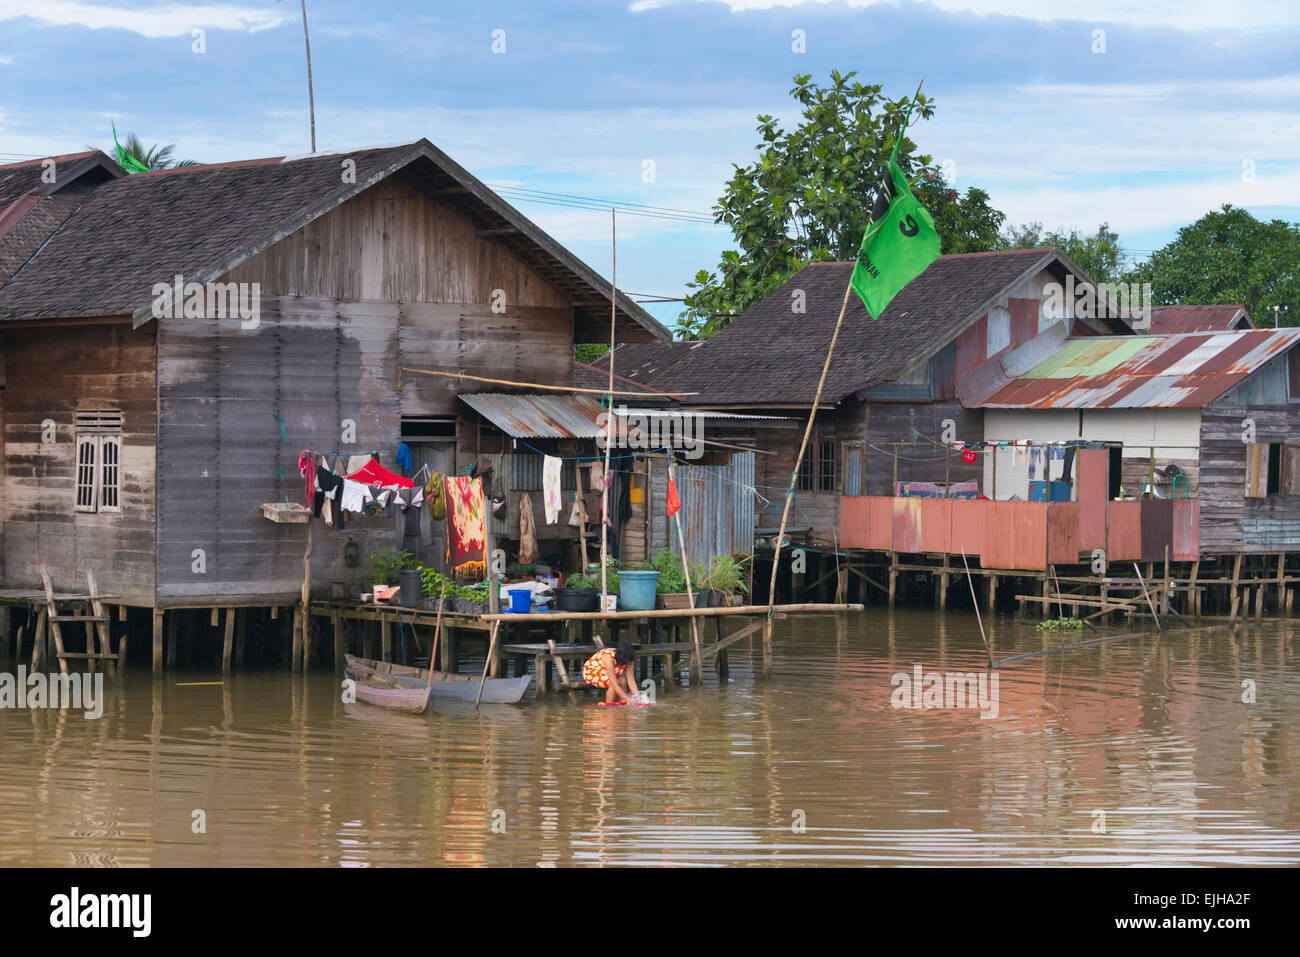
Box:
[1,321,157,604]
[1201,403,1300,554]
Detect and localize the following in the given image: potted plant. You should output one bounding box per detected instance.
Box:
[556,571,600,612]
[693,557,721,607]
[646,549,693,609]
[369,548,414,590]
[704,554,750,606]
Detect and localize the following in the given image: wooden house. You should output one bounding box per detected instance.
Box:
[0,141,670,626]
[604,250,1300,609]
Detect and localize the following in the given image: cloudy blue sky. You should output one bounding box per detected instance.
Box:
[1,0,1297,328]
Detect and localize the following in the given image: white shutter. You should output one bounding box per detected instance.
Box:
[99,435,121,511]
[75,435,100,512]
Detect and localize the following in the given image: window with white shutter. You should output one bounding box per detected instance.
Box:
[73,411,123,513]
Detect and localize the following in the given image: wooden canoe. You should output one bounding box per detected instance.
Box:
[345,655,533,705]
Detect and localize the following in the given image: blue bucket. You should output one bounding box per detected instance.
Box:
[617,570,659,611]
[507,588,533,614]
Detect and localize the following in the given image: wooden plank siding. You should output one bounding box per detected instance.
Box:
[1,321,157,604]
[153,173,581,604]
[1200,404,1300,553]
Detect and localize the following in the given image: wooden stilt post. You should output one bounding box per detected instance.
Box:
[1161,546,1171,615]
[988,574,998,614]
[380,617,392,663]
[86,570,114,677]
[166,609,179,669]
[222,607,235,673]
[888,553,897,609]
[295,520,313,672]
[235,608,247,666]
[152,608,164,676]
[1189,560,1200,617]
[1229,553,1243,621]
[332,609,343,673]
[1276,553,1285,619]
[31,608,47,671]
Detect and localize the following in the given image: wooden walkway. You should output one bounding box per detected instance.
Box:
[309,600,863,691]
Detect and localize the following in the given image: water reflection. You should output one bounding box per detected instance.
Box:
[1,610,1297,866]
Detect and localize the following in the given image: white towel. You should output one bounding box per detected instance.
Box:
[339,478,367,513]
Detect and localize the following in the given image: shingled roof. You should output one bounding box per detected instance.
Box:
[629,249,1100,406]
[0,140,669,342]
[590,341,704,385]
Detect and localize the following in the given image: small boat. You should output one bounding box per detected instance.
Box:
[345,654,533,706]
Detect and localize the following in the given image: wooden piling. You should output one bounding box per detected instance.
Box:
[222,607,235,672]
[152,608,164,675]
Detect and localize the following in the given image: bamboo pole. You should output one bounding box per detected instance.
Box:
[480,603,863,622]
[397,367,695,398]
[1133,562,1161,632]
[765,278,853,624]
[300,0,316,152]
[961,549,993,667]
[474,621,500,708]
[667,455,704,680]
[421,584,447,711]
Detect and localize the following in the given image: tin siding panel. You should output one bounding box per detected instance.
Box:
[950,501,984,559]
[1107,500,1143,560]
[840,496,871,549]
[892,497,923,554]
[919,499,952,553]
[1047,502,1080,564]
[1077,448,1108,550]
[1172,499,1199,560]
[1140,499,1173,562]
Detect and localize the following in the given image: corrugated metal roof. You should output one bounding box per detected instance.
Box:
[1147,305,1252,334]
[975,329,1300,409]
[459,393,640,440]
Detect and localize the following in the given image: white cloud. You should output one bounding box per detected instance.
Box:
[0,1,286,38]
[635,0,1300,31]
[0,54,11,63]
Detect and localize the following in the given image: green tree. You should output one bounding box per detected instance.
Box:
[93,132,196,170]
[1000,222,1124,284]
[1124,205,1300,323]
[677,72,1005,339]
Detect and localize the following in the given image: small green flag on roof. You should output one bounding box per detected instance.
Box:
[111,120,151,174]
[848,92,941,319]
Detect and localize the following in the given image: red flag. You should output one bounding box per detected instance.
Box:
[961,448,977,465]
[666,476,681,517]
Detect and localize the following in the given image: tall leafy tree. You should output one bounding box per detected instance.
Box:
[677,72,1005,339]
[92,132,197,170]
[1124,205,1300,324]
[1000,222,1124,284]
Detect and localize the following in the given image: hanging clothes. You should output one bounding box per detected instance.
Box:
[519,493,539,565]
[543,455,563,525]
[299,450,314,506]
[444,475,486,579]
[339,478,367,514]
[313,466,343,518]
[395,442,414,472]
[425,471,446,521]
[346,457,414,489]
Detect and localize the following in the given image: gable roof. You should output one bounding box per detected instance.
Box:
[590,341,705,385]
[0,140,669,342]
[974,328,1300,409]
[1146,304,1253,334]
[629,248,1104,406]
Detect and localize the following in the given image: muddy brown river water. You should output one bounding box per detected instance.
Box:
[1,610,1296,866]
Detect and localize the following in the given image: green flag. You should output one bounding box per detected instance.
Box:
[849,104,940,318]
[111,121,150,174]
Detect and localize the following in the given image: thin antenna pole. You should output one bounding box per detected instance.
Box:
[600,209,616,611]
[301,0,316,152]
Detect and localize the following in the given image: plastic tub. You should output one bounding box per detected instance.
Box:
[617,570,659,611]
[556,587,598,612]
[507,588,533,614]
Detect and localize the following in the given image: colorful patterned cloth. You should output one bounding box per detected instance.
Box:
[542,455,562,524]
[444,475,486,578]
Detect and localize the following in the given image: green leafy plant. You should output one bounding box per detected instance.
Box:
[648,548,687,594]
[368,549,415,586]
[1037,617,1084,631]
[421,567,490,603]
[701,554,750,595]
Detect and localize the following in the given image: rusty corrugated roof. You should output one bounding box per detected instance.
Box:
[975,329,1300,409]
[460,393,640,440]
[1147,305,1253,334]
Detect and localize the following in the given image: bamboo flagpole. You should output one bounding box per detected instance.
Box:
[667,454,704,680]
[763,81,930,673]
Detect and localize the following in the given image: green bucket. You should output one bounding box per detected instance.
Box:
[617,570,659,611]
